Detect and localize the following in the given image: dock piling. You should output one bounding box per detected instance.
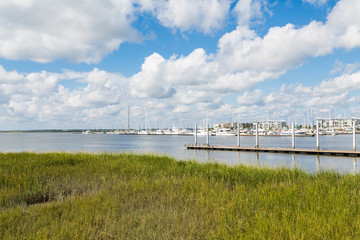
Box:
[206,123,209,146]
[237,122,240,147]
[292,122,295,149]
[255,122,259,148]
[194,124,197,146]
[316,120,320,150]
[353,120,356,151]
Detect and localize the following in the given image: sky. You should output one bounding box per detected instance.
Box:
[0,0,360,130]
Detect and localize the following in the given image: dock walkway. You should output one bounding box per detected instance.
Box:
[186,145,360,157]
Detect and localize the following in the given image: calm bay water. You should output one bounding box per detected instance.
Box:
[0,132,359,174]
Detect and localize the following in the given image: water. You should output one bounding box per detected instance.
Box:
[0,132,359,174]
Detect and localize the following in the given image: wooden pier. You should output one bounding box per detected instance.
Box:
[186,145,360,157]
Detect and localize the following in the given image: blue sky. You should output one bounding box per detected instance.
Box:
[0,0,359,130]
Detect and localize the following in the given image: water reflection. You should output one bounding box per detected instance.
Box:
[354,158,357,174]
[292,154,297,169]
[0,132,359,174]
[316,155,320,172]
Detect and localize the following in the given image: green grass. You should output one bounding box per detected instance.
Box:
[1,152,360,239]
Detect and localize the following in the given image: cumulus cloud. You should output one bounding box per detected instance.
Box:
[217,22,332,72]
[129,49,218,99]
[0,66,129,128]
[232,0,267,26]
[217,0,360,73]
[313,71,360,95]
[237,89,264,106]
[130,53,177,98]
[0,0,235,63]
[1,65,359,129]
[129,48,284,103]
[136,0,231,33]
[0,0,139,63]
[232,70,360,121]
[128,0,360,120]
[327,0,360,49]
[1,0,360,129]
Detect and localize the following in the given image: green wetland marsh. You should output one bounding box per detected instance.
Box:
[1,152,360,239]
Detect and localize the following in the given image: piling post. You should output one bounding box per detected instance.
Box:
[316,120,320,150]
[292,122,295,149]
[237,123,240,147]
[255,122,259,148]
[194,124,197,146]
[206,123,209,146]
[353,120,356,151]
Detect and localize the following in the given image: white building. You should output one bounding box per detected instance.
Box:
[214,122,236,129]
[317,118,360,129]
[256,120,287,130]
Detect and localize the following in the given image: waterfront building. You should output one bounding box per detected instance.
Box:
[214,122,237,129]
[256,120,287,130]
[317,118,360,129]
[214,122,253,130]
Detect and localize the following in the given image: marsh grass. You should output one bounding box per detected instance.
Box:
[1,152,360,239]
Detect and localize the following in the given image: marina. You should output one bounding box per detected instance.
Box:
[187,120,359,157]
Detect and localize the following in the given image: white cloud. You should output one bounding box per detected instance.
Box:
[0,66,61,103]
[217,0,360,74]
[327,0,360,49]
[136,0,231,33]
[0,65,359,129]
[231,70,360,121]
[130,53,177,98]
[1,0,360,129]
[0,66,129,128]
[350,105,360,115]
[129,48,284,104]
[303,0,328,6]
[0,0,233,64]
[330,60,345,75]
[330,61,360,75]
[217,22,332,72]
[129,49,218,99]
[0,0,139,63]
[233,0,265,26]
[313,71,360,95]
[344,62,360,74]
[237,89,264,106]
[173,105,190,113]
[128,0,360,111]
